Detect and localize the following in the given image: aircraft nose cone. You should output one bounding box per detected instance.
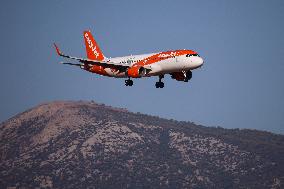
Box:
[192,57,203,68]
[196,57,204,66]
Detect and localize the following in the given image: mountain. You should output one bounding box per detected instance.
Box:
[0,101,283,189]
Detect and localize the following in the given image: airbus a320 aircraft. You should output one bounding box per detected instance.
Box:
[54,31,204,88]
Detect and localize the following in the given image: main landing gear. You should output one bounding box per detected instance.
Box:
[155,75,164,88]
[125,78,133,86]
[124,75,165,88]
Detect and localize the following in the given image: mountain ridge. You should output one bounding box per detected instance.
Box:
[0,101,283,188]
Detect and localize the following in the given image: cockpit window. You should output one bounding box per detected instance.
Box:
[186,54,199,57]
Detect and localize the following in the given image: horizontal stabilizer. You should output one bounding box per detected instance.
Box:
[59,62,83,67]
[53,41,130,71]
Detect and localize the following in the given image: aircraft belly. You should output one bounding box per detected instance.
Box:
[148,60,185,76]
[104,68,127,78]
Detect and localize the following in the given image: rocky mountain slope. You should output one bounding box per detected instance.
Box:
[0,101,283,188]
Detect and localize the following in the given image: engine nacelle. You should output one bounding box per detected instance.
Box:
[127,66,146,78]
[171,71,192,82]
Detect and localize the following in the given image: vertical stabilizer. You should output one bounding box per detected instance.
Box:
[83,31,104,61]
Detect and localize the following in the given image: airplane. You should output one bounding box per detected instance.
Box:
[54,30,204,88]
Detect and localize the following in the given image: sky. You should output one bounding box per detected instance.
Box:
[0,0,284,134]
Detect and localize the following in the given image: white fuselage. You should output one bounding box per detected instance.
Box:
[103,51,204,78]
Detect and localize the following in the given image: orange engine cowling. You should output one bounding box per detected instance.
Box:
[170,72,185,81]
[127,66,146,78]
[170,71,192,82]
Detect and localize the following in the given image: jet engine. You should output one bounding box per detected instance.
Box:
[170,71,192,82]
[127,66,146,78]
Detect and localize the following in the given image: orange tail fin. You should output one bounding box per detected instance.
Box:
[83,31,105,61]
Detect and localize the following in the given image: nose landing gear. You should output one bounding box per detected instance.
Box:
[125,78,133,86]
[155,75,164,88]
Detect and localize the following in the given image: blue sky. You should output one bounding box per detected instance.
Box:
[0,0,284,134]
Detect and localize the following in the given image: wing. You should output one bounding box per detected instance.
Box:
[54,43,129,70]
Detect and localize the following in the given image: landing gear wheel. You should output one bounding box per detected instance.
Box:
[155,82,164,88]
[125,79,133,86]
[155,74,165,88]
